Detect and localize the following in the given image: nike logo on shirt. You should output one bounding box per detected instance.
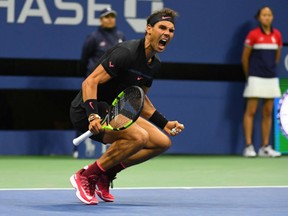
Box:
[109,61,115,68]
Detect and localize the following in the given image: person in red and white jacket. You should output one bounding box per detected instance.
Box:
[242,6,282,157]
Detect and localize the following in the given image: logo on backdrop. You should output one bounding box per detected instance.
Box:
[285,54,288,72]
[124,0,164,33]
[0,0,164,33]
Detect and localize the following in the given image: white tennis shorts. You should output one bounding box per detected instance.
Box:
[243,76,281,98]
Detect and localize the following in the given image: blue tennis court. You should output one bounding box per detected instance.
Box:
[0,187,287,216]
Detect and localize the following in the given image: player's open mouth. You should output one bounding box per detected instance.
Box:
[158,39,168,50]
[159,39,167,46]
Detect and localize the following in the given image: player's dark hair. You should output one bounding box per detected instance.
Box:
[147,8,178,26]
[254,6,273,20]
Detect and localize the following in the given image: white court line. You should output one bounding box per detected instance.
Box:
[0,186,288,191]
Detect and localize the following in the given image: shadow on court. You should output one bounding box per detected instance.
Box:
[0,188,287,216]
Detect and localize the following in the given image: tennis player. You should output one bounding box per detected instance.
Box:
[69,8,184,205]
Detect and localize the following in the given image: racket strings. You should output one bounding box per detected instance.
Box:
[109,88,143,128]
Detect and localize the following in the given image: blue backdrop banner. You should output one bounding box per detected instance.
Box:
[0,0,287,64]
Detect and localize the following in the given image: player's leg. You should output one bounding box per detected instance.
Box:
[97,117,171,169]
[95,117,171,202]
[258,99,281,157]
[79,122,150,202]
[243,98,259,157]
[70,100,149,204]
[71,123,149,203]
[98,124,150,169]
[120,117,171,167]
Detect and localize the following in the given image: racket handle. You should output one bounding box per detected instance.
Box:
[73,130,93,146]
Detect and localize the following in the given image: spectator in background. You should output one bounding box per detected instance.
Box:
[80,7,126,77]
[242,6,282,157]
[73,7,126,158]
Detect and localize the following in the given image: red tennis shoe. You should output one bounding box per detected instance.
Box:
[70,168,99,205]
[96,174,115,202]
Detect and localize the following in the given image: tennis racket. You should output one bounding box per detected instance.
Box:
[73,85,145,146]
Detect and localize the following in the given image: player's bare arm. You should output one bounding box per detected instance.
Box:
[82,64,112,134]
[82,64,112,101]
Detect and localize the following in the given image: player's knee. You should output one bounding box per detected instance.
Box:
[161,136,172,150]
[154,135,172,151]
[131,129,149,149]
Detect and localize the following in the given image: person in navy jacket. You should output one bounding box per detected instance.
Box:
[80,7,126,77]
